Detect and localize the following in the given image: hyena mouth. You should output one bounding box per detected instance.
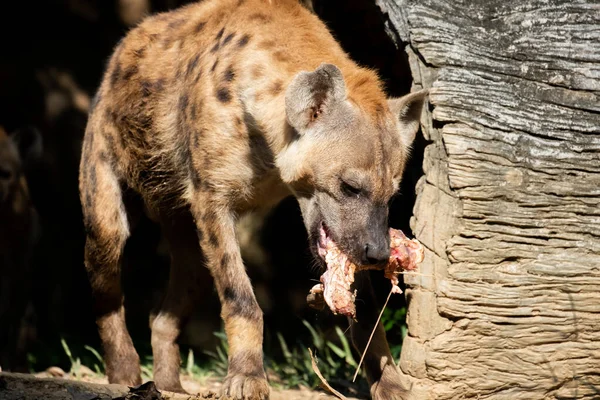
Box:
[309,223,424,319]
[317,222,333,259]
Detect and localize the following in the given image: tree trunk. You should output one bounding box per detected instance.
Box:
[376,0,600,398]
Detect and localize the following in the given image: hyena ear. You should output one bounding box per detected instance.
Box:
[388,89,428,147]
[285,63,346,132]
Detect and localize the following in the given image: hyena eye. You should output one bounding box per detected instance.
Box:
[341,180,361,197]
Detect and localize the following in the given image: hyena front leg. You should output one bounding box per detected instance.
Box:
[350,272,410,400]
[192,201,269,400]
[80,146,141,386]
[150,210,212,393]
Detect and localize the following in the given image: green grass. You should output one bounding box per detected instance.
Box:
[266,321,363,391]
[59,337,105,379]
[381,306,408,362]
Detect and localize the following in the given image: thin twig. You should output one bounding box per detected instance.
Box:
[309,348,348,400]
[352,287,393,382]
[398,271,433,277]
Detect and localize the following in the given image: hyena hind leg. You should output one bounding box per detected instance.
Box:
[150,210,212,393]
[81,154,141,386]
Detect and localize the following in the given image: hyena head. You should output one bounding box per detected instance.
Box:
[279,64,427,267]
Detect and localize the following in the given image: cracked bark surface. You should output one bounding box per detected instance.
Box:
[376,0,600,398]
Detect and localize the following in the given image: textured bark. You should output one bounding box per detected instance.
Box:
[376,0,600,398]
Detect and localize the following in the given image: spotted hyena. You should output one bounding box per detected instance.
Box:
[79,0,427,398]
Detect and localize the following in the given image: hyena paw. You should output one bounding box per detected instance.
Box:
[371,367,410,400]
[372,385,409,400]
[221,373,270,400]
[155,378,186,394]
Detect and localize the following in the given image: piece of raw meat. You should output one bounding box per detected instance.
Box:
[308,227,424,318]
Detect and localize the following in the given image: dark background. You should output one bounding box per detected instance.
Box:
[0,0,423,376]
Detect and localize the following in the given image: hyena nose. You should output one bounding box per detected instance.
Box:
[364,242,390,265]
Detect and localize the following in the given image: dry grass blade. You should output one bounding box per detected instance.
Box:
[398,271,433,277]
[308,348,348,400]
[352,287,393,382]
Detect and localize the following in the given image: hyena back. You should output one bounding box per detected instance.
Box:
[79,0,427,398]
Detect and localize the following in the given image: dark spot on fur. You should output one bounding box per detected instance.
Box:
[134,47,146,58]
[110,62,122,86]
[140,80,152,97]
[222,287,261,320]
[215,27,225,41]
[98,151,109,163]
[209,232,219,247]
[203,155,212,171]
[200,180,212,192]
[203,210,217,225]
[187,54,201,77]
[216,87,231,103]
[211,60,219,73]
[273,51,289,62]
[249,13,272,23]
[193,129,202,148]
[210,42,220,53]
[189,164,201,190]
[259,40,275,50]
[194,21,206,33]
[237,34,251,48]
[354,75,371,90]
[84,184,93,211]
[168,18,185,30]
[220,253,232,269]
[251,65,263,79]
[269,80,283,96]
[235,117,243,128]
[224,66,235,82]
[122,66,138,81]
[162,37,173,49]
[140,78,165,98]
[104,134,118,161]
[247,133,275,177]
[154,79,165,92]
[222,33,235,46]
[196,228,204,242]
[190,103,198,120]
[178,94,189,117]
[194,68,203,84]
[88,165,97,191]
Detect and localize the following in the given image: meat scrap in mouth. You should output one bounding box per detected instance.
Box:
[307,226,424,319]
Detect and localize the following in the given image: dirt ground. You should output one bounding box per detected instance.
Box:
[0,371,363,400]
